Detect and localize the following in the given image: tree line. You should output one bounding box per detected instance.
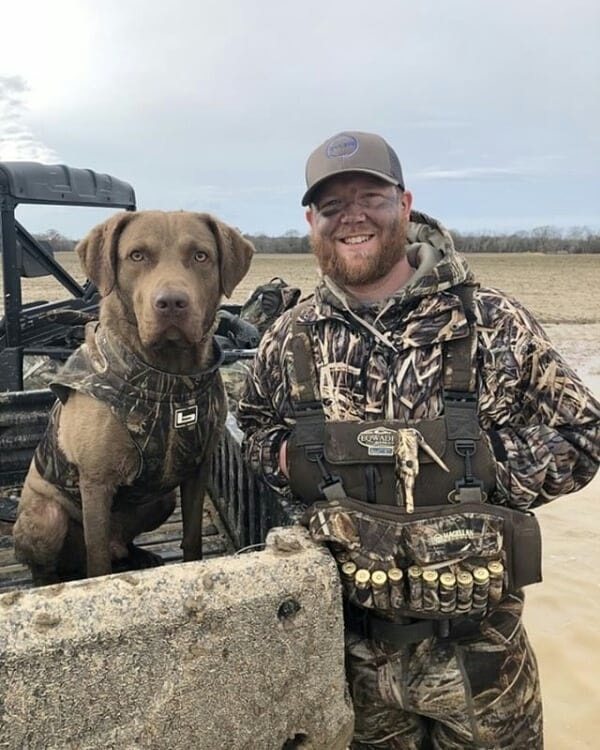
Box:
[33,226,600,255]
[245,226,600,254]
[451,227,600,254]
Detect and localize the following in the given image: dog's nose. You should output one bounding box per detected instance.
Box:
[153,290,190,315]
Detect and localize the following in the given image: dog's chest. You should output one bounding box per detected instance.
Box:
[121,386,222,489]
[46,327,226,499]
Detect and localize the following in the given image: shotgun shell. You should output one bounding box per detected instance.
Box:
[456,569,474,613]
[340,561,358,595]
[354,568,373,608]
[487,560,504,605]
[439,571,457,613]
[387,567,405,609]
[472,566,490,612]
[422,569,440,612]
[408,565,423,610]
[371,569,390,610]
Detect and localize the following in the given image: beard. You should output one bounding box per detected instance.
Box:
[310,213,409,288]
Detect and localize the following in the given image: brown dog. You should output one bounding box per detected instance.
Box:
[13,210,254,585]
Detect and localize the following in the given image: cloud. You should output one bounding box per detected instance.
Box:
[416,166,528,181]
[415,153,572,182]
[404,120,472,131]
[0,76,58,162]
[1,1,598,236]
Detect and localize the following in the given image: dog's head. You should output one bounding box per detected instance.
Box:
[76,210,254,349]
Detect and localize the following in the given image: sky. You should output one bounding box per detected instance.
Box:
[1,0,599,240]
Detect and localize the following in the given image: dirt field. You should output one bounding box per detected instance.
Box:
[8,251,599,321]
[235,252,600,324]
[6,250,598,377]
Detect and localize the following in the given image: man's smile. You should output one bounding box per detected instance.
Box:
[339,234,375,246]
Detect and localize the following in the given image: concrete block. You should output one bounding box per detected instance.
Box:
[0,526,353,749]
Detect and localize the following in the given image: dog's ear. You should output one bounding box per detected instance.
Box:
[201,215,255,298]
[76,211,136,296]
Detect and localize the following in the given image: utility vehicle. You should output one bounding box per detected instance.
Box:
[0,162,351,750]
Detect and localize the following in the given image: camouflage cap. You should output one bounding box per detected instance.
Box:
[302,131,405,206]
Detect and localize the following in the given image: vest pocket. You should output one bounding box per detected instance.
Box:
[305,496,542,619]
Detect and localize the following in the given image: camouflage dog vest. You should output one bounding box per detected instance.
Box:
[34,323,225,519]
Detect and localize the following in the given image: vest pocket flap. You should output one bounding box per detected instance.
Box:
[509,511,543,589]
[323,419,448,465]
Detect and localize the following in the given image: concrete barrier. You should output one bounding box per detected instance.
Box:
[0,526,353,749]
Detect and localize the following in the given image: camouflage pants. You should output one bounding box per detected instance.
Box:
[347,593,543,749]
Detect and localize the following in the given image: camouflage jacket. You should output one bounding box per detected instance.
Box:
[238,210,600,511]
[35,323,226,515]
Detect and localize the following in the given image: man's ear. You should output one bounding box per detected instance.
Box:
[76,211,136,297]
[201,214,255,298]
[400,190,413,219]
[305,207,315,230]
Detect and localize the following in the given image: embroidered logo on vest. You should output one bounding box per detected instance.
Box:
[430,529,476,545]
[357,426,396,456]
[174,405,198,428]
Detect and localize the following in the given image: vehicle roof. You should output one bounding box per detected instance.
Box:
[0,161,136,209]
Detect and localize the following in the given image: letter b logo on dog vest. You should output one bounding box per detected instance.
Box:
[174,406,198,428]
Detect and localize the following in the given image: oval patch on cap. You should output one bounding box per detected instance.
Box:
[326,134,359,159]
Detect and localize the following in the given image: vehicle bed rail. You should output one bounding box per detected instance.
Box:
[209,413,305,551]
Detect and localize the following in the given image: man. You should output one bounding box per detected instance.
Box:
[238,131,600,749]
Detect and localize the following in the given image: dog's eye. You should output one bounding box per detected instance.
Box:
[194,250,208,263]
[129,250,145,262]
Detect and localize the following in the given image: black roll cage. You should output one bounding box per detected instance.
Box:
[0,161,136,391]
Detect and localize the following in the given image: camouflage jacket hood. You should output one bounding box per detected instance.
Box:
[35,323,226,516]
[238,211,600,511]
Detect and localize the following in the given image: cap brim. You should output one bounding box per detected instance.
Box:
[301,169,400,206]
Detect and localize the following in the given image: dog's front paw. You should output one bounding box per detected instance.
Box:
[111,543,165,573]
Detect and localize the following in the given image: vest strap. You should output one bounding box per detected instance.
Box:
[287,284,486,502]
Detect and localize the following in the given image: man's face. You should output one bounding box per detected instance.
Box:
[306,173,412,288]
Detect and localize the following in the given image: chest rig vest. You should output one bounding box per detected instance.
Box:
[287,284,496,509]
[34,323,225,518]
[286,285,542,625]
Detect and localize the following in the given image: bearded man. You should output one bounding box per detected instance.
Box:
[238,131,600,749]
